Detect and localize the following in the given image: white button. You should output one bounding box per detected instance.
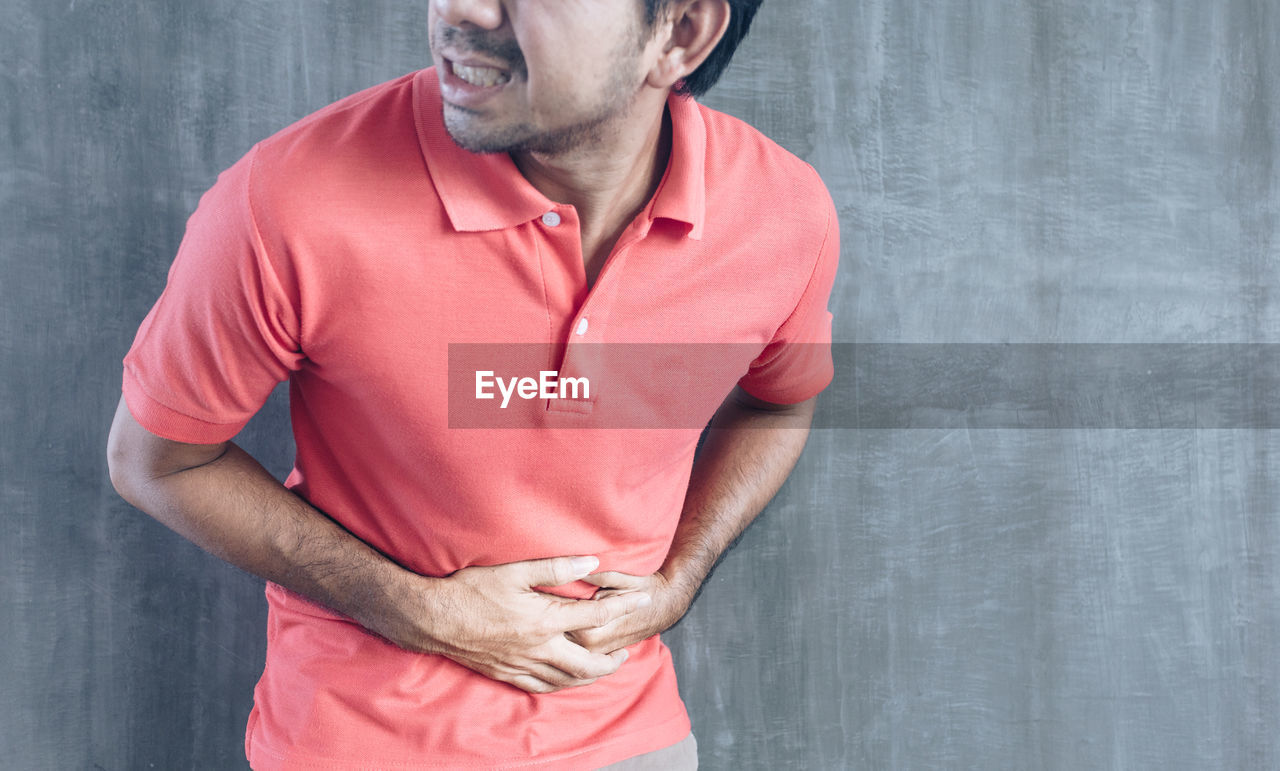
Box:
[541,211,561,227]
[575,317,589,336]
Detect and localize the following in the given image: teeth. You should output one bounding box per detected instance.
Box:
[452,63,510,87]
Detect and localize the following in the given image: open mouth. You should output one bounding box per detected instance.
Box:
[447,59,511,88]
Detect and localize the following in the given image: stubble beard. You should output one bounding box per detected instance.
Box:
[440,33,645,156]
[443,94,632,156]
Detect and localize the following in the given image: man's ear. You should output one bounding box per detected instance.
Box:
[645,0,731,91]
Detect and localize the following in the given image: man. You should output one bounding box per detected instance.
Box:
[107,0,838,768]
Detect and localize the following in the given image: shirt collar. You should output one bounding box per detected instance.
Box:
[413,65,705,240]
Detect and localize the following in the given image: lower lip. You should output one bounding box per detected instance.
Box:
[439,59,511,108]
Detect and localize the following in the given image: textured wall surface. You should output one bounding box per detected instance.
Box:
[2,0,1277,769]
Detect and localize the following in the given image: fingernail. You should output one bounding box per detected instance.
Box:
[570,556,599,576]
[636,593,653,608]
[618,649,630,662]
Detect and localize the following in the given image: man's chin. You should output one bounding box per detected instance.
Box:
[441,115,508,155]
[439,106,534,155]
[440,106,600,157]
[444,133,510,155]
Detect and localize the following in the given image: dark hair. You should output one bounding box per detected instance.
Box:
[643,0,763,98]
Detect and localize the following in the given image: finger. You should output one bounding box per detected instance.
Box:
[508,674,560,694]
[579,571,647,589]
[557,591,652,632]
[564,627,602,654]
[525,660,600,689]
[513,555,599,588]
[542,636,631,680]
[568,612,622,645]
[488,658,591,693]
[564,586,630,601]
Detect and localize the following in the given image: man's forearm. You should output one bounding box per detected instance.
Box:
[110,429,650,693]
[113,441,423,642]
[660,388,817,606]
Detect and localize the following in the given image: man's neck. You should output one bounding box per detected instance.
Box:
[510,93,673,257]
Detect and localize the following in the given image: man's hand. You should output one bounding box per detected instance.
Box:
[385,555,653,695]
[565,570,693,655]
[565,390,817,657]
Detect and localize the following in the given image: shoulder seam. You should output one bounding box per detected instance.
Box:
[244,143,305,356]
[773,193,836,337]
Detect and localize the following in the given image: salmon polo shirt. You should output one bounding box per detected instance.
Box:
[121,66,839,769]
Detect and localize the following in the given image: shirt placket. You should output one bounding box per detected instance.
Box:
[533,206,645,417]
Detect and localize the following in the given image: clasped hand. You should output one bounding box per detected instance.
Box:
[399,555,682,694]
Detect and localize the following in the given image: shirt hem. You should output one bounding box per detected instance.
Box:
[738,367,835,405]
[121,366,248,444]
[247,710,692,771]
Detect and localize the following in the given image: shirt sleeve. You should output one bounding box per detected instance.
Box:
[121,144,305,444]
[735,189,840,405]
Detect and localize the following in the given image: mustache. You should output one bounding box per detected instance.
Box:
[438,24,525,72]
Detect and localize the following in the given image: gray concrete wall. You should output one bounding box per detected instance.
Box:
[3,0,1276,768]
